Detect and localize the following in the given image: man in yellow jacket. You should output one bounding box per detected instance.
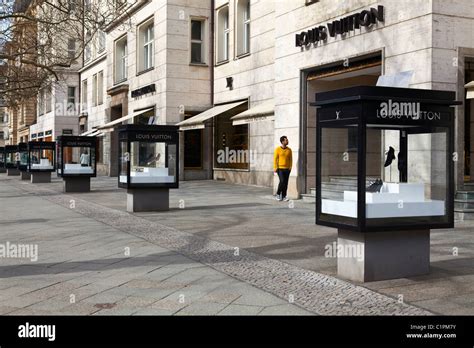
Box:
[274,136,292,202]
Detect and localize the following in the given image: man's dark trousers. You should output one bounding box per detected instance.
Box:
[276,169,290,198]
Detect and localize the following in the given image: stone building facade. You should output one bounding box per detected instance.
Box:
[182,0,473,199]
[82,0,214,178]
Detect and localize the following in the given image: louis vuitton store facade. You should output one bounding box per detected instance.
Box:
[180,0,473,201]
[275,0,474,195]
[276,0,473,199]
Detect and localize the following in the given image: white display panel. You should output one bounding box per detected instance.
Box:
[120,167,175,184]
[322,183,445,218]
[31,159,54,170]
[63,163,94,174]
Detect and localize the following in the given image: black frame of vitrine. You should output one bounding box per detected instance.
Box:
[56,136,97,178]
[118,124,179,189]
[0,147,5,168]
[28,141,56,173]
[17,143,28,171]
[313,86,460,232]
[5,145,18,169]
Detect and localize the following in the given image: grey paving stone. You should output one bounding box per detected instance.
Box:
[175,302,228,316]
[258,304,314,316]
[217,304,264,315]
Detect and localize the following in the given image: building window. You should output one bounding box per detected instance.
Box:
[85,30,92,62]
[135,108,155,125]
[138,19,154,73]
[38,89,45,116]
[92,74,97,106]
[214,103,249,170]
[115,0,127,11]
[184,115,203,169]
[115,36,127,83]
[98,31,106,53]
[20,105,25,124]
[67,86,76,113]
[81,79,88,110]
[217,6,229,63]
[45,86,52,113]
[68,39,76,59]
[236,0,250,56]
[191,19,206,64]
[97,71,104,105]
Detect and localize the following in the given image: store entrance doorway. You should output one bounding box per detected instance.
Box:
[302,53,382,194]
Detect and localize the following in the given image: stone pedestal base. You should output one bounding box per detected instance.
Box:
[20,171,31,180]
[0,168,6,173]
[337,229,430,282]
[31,172,51,183]
[127,188,169,212]
[7,168,20,176]
[63,177,91,192]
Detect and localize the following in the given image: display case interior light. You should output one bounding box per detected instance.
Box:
[57,136,97,177]
[28,141,56,172]
[18,143,28,171]
[5,145,18,168]
[118,125,179,189]
[314,86,459,232]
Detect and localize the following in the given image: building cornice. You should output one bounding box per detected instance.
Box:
[104,0,151,33]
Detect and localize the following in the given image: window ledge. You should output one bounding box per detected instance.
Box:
[137,67,154,76]
[215,60,229,67]
[190,62,209,67]
[236,52,251,59]
[114,78,128,86]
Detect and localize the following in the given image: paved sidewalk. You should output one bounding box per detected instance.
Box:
[18,175,474,315]
[0,179,312,315]
[0,174,434,315]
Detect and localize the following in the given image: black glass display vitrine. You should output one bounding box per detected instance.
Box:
[56,136,97,178]
[28,141,56,172]
[17,143,28,172]
[118,125,179,189]
[313,86,459,232]
[5,145,18,169]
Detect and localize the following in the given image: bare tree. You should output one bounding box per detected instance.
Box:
[0,0,135,107]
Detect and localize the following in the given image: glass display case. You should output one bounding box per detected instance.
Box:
[28,141,56,172]
[118,125,179,189]
[57,136,97,177]
[5,145,18,169]
[17,143,28,172]
[314,86,458,232]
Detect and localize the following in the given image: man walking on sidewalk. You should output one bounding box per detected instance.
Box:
[274,136,292,202]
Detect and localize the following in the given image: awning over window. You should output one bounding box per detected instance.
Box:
[81,129,97,136]
[177,101,247,131]
[97,107,155,131]
[87,130,105,137]
[231,101,274,126]
[80,107,155,136]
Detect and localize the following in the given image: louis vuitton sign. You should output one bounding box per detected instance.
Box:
[295,5,384,47]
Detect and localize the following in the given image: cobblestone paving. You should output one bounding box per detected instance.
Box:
[7,178,432,315]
